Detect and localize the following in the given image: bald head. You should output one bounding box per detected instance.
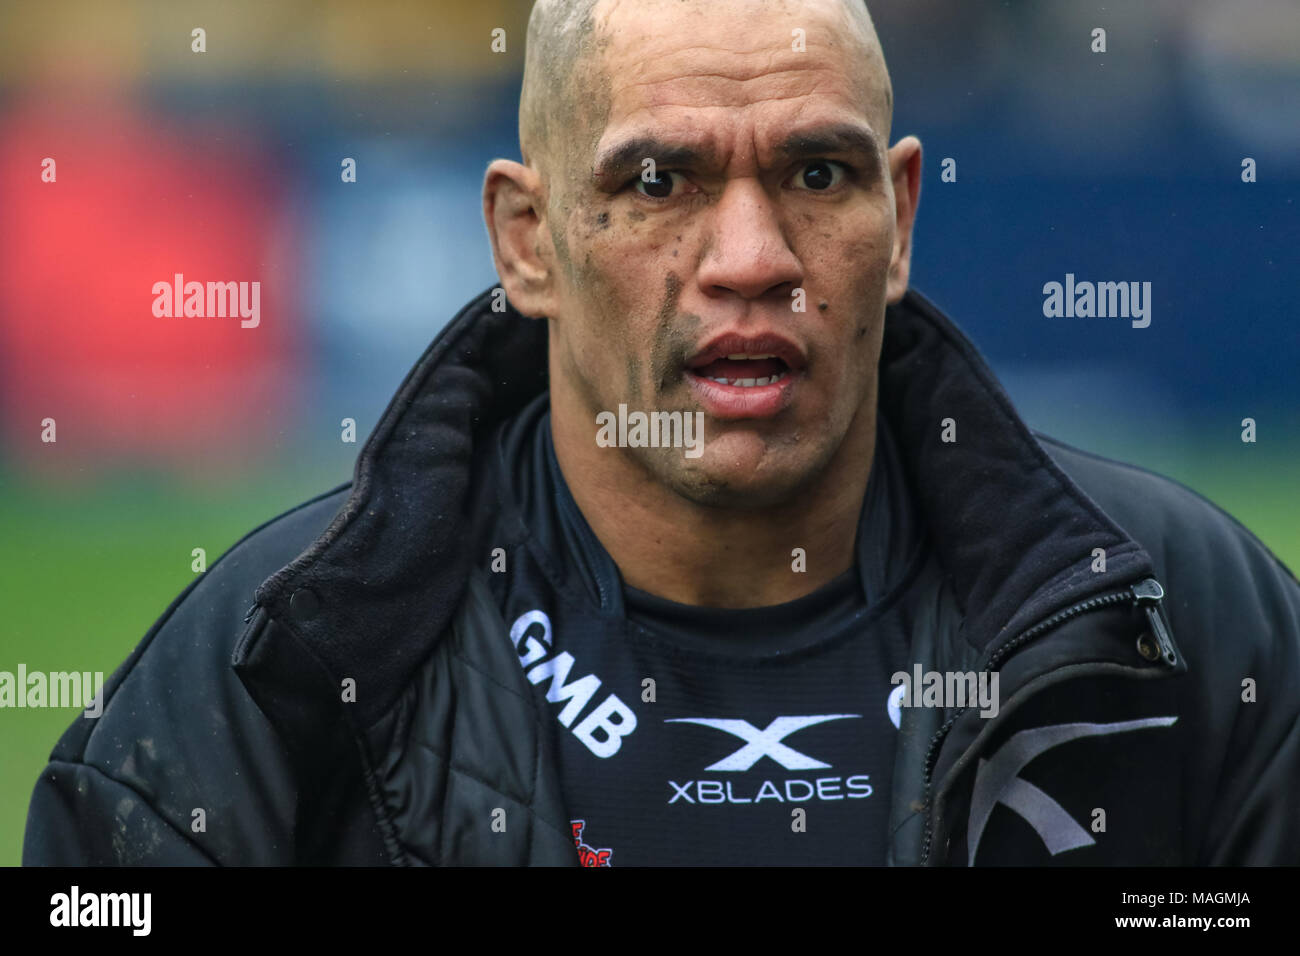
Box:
[518,0,893,191]
[518,0,597,176]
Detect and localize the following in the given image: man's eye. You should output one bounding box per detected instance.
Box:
[632,169,683,200]
[790,160,848,191]
[628,162,848,200]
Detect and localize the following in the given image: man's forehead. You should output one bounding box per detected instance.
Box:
[583,0,890,163]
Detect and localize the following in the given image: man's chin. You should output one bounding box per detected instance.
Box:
[642,446,822,512]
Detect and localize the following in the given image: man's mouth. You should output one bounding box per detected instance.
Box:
[683,333,806,420]
[691,354,790,387]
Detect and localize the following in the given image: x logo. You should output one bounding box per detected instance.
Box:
[967,716,1179,863]
[666,715,861,771]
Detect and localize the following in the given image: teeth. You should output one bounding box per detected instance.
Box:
[705,370,787,387]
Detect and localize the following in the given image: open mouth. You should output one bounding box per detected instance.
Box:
[683,333,806,420]
[690,354,791,387]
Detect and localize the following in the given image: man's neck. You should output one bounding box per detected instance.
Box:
[549,390,878,610]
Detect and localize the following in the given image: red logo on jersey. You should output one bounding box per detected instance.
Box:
[571,820,613,867]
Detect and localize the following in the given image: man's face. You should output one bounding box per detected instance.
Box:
[545,0,909,509]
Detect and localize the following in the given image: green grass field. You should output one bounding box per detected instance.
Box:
[2,448,1297,866]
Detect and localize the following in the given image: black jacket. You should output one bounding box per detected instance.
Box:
[23,287,1300,865]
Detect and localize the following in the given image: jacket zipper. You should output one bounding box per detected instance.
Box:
[918,576,1177,864]
[1130,578,1178,666]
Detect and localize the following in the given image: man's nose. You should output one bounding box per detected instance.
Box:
[696,180,804,302]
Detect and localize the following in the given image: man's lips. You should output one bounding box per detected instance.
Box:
[685,372,796,419]
[685,332,807,375]
[683,332,806,420]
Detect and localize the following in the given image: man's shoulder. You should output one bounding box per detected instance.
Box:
[1030,433,1300,863]
[77,480,352,745]
[1033,430,1300,650]
[1036,432,1294,575]
[31,482,353,864]
[127,481,350,670]
[207,481,355,599]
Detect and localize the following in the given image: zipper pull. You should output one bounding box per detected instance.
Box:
[1131,578,1177,666]
[242,602,259,624]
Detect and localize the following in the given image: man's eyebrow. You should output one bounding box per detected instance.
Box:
[774,123,883,170]
[590,122,883,188]
[591,137,714,186]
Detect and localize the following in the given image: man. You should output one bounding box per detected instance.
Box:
[24,0,1300,866]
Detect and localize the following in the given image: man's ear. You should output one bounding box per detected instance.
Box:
[885,135,922,305]
[482,159,555,319]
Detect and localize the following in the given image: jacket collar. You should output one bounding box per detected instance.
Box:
[878,290,1154,652]
[246,286,1157,729]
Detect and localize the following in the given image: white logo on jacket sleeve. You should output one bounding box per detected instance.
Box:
[967,717,1178,864]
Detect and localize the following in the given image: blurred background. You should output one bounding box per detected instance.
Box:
[1,0,1297,865]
